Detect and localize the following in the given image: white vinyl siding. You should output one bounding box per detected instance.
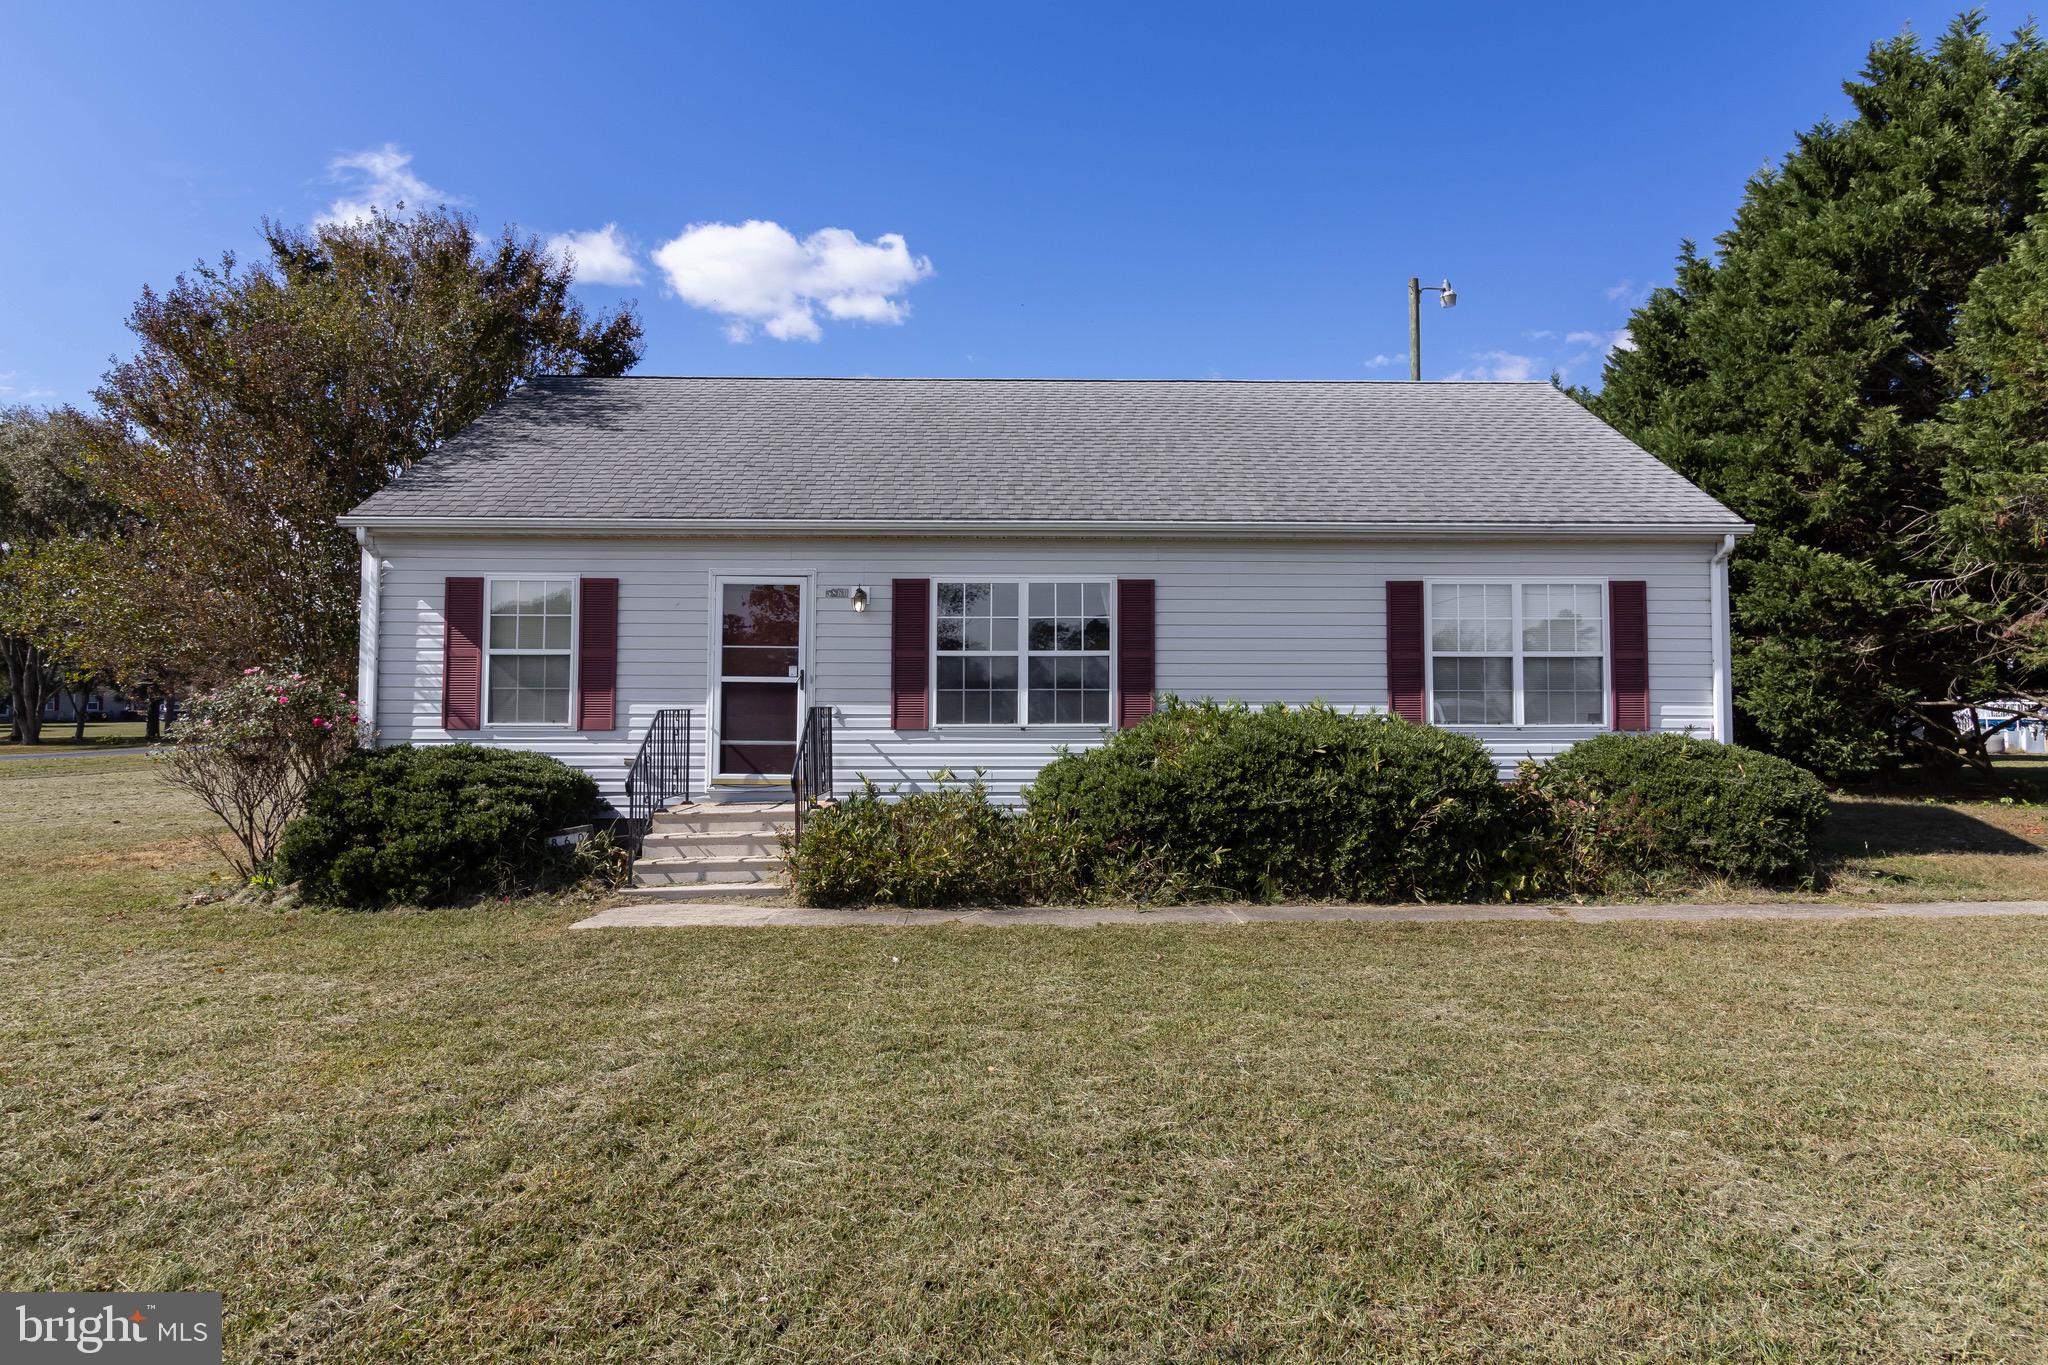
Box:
[366,535,1724,807]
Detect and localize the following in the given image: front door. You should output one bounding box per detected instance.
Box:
[715,578,806,779]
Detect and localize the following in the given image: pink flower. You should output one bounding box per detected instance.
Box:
[243,667,262,676]
[276,695,290,705]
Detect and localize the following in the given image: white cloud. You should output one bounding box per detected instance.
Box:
[0,371,56,403]
[1363,353,1403,370]
[1604,279,1651,307]
[1445,350,1539,382]
[546,224,642,286]
[1565,328,1634,355]
[651,220,934,342]
[317,143,458,226]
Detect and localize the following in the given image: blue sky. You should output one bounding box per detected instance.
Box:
[1,2,2038,406]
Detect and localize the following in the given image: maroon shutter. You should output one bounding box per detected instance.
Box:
[442,577,484,731]
[1610,580,1650,731]
[1116,578,1156,729]
[891,578,930,730]
[577,577,619,731]
[1386,581,1426,723]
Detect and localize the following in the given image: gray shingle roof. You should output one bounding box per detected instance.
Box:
[343,377,1746,532]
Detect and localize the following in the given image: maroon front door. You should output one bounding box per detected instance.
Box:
[717,580,803,777]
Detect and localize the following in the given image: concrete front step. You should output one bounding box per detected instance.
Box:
[615,881,787,903]
[633,854,784,887]
[649,802,795,836]
[641,830,786,858]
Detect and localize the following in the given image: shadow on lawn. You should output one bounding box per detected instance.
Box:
[1824,800,2041,858]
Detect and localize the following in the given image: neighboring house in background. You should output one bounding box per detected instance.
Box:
[1958,701,2048,754]
[0,686,132,724]
[339,377,1750,811]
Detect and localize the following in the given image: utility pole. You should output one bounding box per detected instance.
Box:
[1408,278,1421,381]
[1408,277,1458,380]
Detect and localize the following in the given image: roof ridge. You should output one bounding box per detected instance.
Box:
[529,374,1558,386]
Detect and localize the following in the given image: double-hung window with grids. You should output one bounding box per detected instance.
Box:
[486,578,574,725]
[1428,581,1606,727]
[935,579,1112,726]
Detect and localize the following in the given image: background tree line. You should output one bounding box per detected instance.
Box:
[0,210,640,742]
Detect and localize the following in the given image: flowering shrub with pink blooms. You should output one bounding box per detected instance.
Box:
[158,668,365,880]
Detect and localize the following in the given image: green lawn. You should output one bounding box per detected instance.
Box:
[3,757,2046,1361]
[0,717,153,751]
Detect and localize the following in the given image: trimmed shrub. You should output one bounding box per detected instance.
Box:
[1534,733,1829,886]
[788,778,1076,908]
[274,744,599,908]
[1023,699,1522,903]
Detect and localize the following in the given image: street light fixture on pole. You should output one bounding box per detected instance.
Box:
[1408,277,1457,381]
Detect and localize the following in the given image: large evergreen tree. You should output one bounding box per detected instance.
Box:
[1595,13,2048,777]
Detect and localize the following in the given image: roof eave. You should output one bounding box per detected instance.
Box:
[339,514,1754,540]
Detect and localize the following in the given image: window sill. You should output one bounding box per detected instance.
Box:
[1434,723,1608,732]
[922,724,1112,734]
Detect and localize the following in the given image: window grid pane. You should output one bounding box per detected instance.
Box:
[1431,583,1512,653]
[1026,580,1111,726]
[486,579,574,725]
[1431,656,1512,726]
[1521,583,1603,655]
[488,654,570,725]
[1525,658,1604,725]
[936,582,1021,725]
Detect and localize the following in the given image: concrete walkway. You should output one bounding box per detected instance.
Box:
[572,898,2048,929]
[0,745,151,762]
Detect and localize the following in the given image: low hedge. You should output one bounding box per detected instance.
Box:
[1023,699,1522,903]
[787,709,1833,908]
[1533,733,1828,886]
[786,778,1077,908]
[274,744,599,908]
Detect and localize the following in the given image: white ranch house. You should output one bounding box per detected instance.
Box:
[341,377,1748,829]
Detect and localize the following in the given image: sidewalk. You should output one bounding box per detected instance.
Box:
[571,898,2048,929]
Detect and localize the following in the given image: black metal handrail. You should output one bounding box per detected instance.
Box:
[791,704,834,844]
[624,709,692,855]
